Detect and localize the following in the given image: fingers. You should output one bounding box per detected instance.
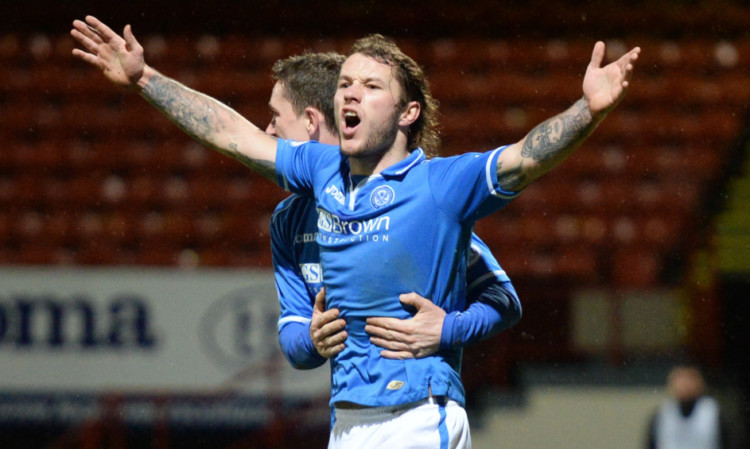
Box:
[84,15,119,43]
[379,349,415,360]
[617,47,640,89]
[70,28,99,55]
[313,287,326,312]
[589,41,605,70]
[123,24,143,53]
[365,324,401,342]
[70,18,111,70]
[398,292,429,308]
[71,47,100,67]
[313,314,346,338]
[311,316,347,358]
[320,342,346,358]
[365,317,409,339]
[315,326,347,350]
[369,335,411,352]
[72,19,104,44]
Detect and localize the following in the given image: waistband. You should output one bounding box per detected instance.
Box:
[335,394,449,414]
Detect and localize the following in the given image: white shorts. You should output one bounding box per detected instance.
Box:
[328,397,471,449]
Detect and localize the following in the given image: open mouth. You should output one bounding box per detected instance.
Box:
[343,111,361,132]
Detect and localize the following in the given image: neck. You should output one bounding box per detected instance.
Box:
[318,131,339,146]
[350,145,410,176]
[347,130,411,176]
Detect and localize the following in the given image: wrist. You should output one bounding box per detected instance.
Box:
[583,96,611,123]
[440,311,460,350]
[136,64,157,90]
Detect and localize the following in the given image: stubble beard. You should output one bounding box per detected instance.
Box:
[343,108,401,165]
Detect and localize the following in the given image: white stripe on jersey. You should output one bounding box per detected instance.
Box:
[485,146,516,199]
[467,270,507,292]
[278,315,312,331]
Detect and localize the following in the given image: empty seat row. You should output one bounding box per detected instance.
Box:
[8,32,750,71]
[0,207,272,249]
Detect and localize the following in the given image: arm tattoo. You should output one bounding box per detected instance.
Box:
[497,99,594,191]
[142,72,224,144]
[228,143,277,180]
[496,160,527,192]
[141,72,277,181]
[521,98,593,162]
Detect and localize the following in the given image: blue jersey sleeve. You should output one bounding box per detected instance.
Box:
[428,146,520,222]
[439,234,522,349]
[275,138,340,195]
[465,234,511,298]
[271,199,326,369]
[278,321,327,370]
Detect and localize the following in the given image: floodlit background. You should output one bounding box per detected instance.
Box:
[1,1,749,448]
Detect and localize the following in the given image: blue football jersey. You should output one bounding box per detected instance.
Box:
[271,195,514,365]
[466,237,511,301]
[275,140,518,407]
[272,193,324,334]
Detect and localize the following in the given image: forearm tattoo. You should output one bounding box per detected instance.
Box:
[498,99,593,191]
[228,143,276,180]
[141,73,276,180]
[521,98,592,162]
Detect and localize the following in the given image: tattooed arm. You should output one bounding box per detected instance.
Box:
[496,41,640,192]
[71,15,277,181]
[139,69,277,180]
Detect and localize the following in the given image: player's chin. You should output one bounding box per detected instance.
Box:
[339,141,363,157]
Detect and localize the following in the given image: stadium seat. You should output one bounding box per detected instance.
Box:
[610,247,662,288]
[74,240,126,265]
[554,245,601,283]
[135,243,182,266]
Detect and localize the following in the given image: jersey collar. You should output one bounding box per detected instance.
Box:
[379,148,426,180]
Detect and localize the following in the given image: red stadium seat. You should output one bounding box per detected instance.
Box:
[135,243,181,266]
[74,240,126,265]
[554,245,601,283]
[610,247,662,288]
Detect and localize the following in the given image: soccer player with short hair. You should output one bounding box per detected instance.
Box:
[72,16,639,448]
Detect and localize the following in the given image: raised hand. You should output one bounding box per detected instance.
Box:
[70,15,145,88]
[365,293,446,359]
[583,41,641,116]
[310,288,347,358]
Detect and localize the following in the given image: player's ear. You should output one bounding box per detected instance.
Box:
[398,101,421,127]
[304,107,322,140]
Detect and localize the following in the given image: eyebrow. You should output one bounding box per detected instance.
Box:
[338,74,385,85]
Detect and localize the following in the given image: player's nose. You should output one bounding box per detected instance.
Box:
[343,83,362,102]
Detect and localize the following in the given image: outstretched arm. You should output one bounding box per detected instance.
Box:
[70,15,277,180]
[496,41,640,191]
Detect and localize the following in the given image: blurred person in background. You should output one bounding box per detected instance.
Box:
[646,365,732,449]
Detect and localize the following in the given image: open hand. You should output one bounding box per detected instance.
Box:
[583,41,640,115]
[71,15,146,88]
[366,293,446,359]
[310,288,347,358]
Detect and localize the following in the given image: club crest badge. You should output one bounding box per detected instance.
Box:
[370,185,395,209]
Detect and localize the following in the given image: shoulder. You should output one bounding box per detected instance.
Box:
[272,193,300,216]
[271,194,315,227]
[278,139,340,156]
